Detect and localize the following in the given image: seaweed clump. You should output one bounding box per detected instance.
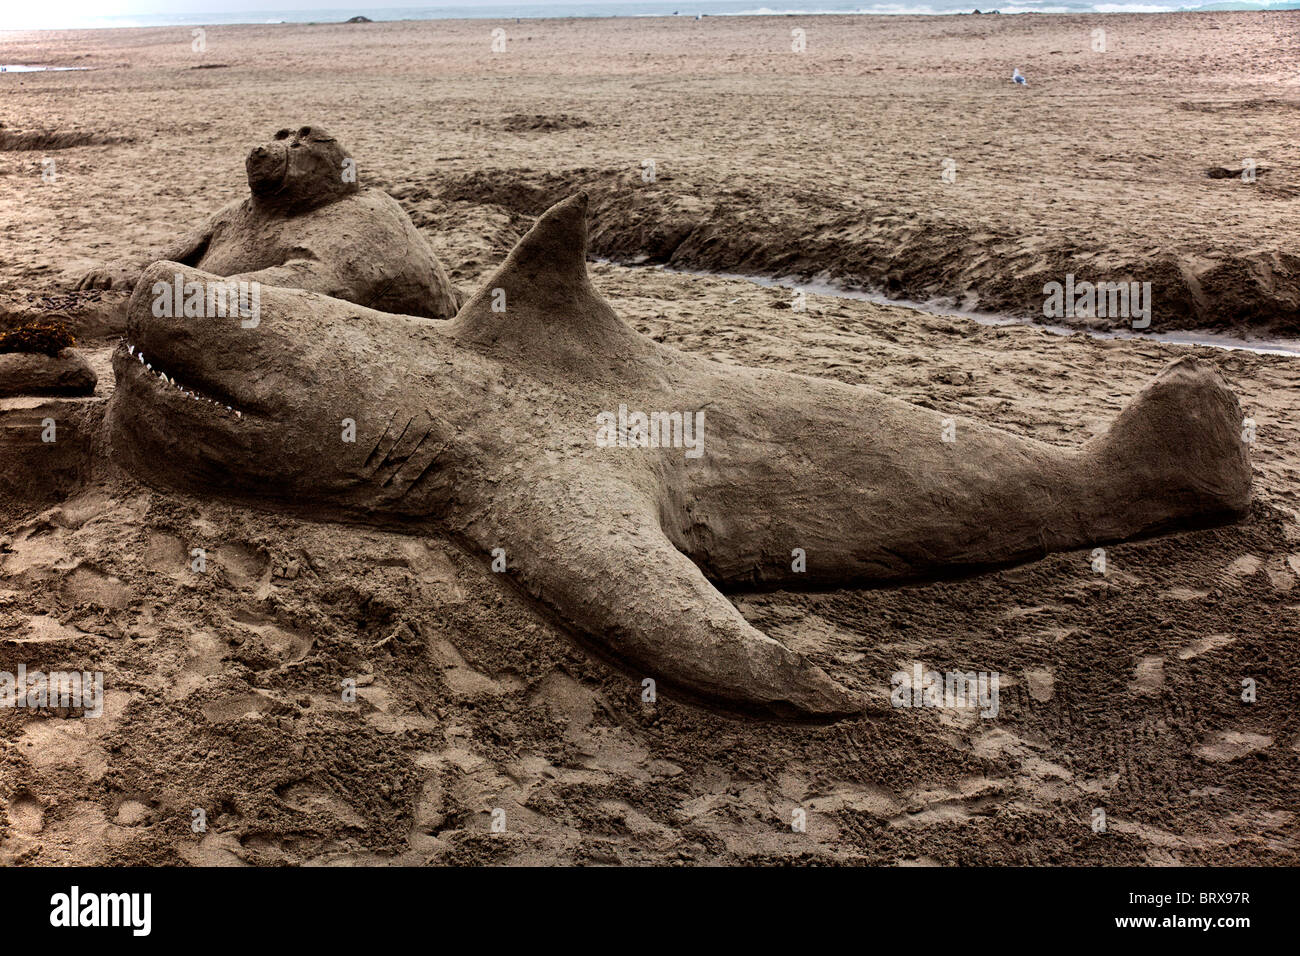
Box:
[0,319,76,356]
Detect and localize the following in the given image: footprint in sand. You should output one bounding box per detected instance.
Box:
[8,791,45,835]
[17,690,136,782]
[8,614,88,646]
[166,630,228,700]
[212,541,270,589]
[0,792,47,864]
[431,637,522,698]
[177,832,247,867]
[1177,634,1236,660]
[803,782,901,818]
[888,777,1009,828]
[1130,656,1165,695]
[184,629,225,674]
[1024,667,1055,701]
[1196,730,1273,762]
[61,563,132,609]
[396,539,465,602]
[1266,555,1297,592]
[276,782,366,828]
[115,799,153,826]
[47,489,115,530]
[1,525,75,582]
[229,609,312,664]
[761,610,862,657]
[201,690,277,723]
[530,671,596,739]
[1224,554,1262,582]
[142,531,188,576]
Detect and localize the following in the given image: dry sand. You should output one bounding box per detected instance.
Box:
[1,13,1298,865]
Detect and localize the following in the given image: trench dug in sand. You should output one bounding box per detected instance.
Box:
[427,166,1300,340]
[0,127,127,151]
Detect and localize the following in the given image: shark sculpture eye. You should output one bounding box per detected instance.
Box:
[274,129,291,140]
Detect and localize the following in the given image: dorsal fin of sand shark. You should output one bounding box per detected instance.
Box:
[450,192,654,370]
[108,193,1252,718]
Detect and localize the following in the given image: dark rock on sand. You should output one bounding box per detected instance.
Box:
[1206,164,1269,179]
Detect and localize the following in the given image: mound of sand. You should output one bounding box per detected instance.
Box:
[0,350,96,398]
[499,114,593,133]
[0,128,130,152]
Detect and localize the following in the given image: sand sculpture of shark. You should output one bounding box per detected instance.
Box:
[106,193,1252,717]
[75,125,461,320]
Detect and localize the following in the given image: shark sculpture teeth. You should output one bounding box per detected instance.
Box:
[127,341,239,413]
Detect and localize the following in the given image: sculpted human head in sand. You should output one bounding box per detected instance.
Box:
[245,125,359,213]
[75,124,460,320]
[107,194,1252,719]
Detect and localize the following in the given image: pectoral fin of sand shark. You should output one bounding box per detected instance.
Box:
[471,470,871,719]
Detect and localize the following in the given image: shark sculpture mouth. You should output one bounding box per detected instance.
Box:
[104,192,1253,720]
[115,340,244,417]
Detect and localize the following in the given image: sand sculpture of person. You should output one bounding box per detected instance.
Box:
[74,125,461,319]
[106,194,1252,718]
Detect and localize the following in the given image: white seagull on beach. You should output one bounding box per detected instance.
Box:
[1012,68,1028,86]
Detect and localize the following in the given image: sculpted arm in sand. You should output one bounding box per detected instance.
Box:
[75,220,213,293]
[75,126,461,320]
[106,194,1251,718]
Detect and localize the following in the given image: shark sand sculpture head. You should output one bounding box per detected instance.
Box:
[107,194,1252,719]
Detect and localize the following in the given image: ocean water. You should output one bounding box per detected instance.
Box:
[3,0,1298,33]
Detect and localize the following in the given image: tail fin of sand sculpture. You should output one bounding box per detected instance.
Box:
[106,193,1252,718]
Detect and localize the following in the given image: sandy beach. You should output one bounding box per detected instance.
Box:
[1,12,1297,866]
